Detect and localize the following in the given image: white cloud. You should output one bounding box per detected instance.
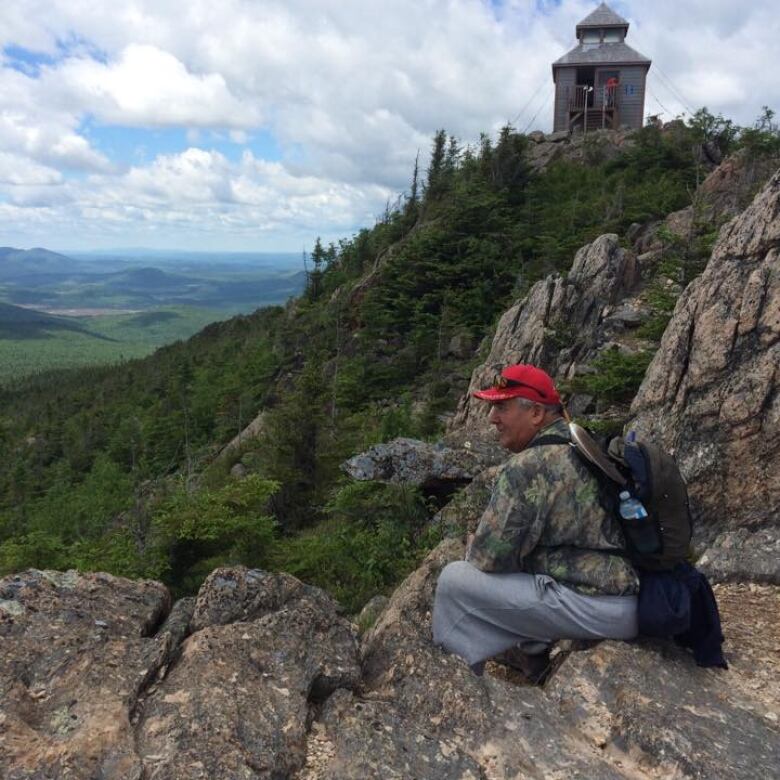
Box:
[0,66,111,171]
[0,0,778,250]
[0,152,61,185]
[49,44,259,128]
[0,146,392,249]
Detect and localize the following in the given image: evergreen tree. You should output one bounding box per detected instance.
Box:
[308,237,327,300]
[425,129,447,202]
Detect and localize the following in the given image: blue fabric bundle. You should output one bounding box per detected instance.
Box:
[638,563,728,669]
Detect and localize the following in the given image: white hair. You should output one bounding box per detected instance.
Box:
[514,397,563,414]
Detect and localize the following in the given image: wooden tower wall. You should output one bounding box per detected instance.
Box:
[553,69,577,132]
[616,66,647,129]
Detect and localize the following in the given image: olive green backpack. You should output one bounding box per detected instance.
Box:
[604,433,693,571]
[532,425,693,571]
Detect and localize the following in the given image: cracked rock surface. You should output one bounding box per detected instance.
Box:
[341,437,493,491]
[631,168,780,573]
[1,555,778,779]
[0,567,360,780]
[451,232,639,435]
[0,569,170,779]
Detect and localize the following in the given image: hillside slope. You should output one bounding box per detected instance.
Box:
[0,119,777,605]
[1,119,780,778]
[0,301,101,340]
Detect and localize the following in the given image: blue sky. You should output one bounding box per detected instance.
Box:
[0,0,778,252]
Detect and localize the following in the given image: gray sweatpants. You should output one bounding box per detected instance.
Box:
[432,561,638,667]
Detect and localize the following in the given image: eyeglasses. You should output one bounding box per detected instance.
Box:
[492,374,548,398]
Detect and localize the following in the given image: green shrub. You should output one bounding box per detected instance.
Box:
[635,314,672,341]
[0,530,67,574]
[272,482,438,613]
[153,474,279,594]
[572,348,654,405]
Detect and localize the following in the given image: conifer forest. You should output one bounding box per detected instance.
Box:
[2,109,778,612]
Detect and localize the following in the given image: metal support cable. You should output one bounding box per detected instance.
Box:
[647,71,689,116]
[650,68,695,115]
[647,85,672,117]
[508,78,549,129]
[522,84,555,134]
[629,30,696,114]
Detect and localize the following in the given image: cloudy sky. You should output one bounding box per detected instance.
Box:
[1,0,778,253]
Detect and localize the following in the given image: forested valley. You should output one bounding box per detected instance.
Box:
[2,110,778,613]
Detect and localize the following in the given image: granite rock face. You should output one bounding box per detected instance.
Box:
[357,539,631,779]
[341,436,492,491]
[524,128,636,173]
[351,541,779,780]
[0,567,360,780]
[0,570,171,780]
[452,232,639,433]
[136,584,360,778]
[630,168,780,570]
[697,527,780,584]
[632,150,779,258]
[450,152,778,439]
[2,556,779,779]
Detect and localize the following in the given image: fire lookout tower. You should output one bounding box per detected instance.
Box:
[552,2,651,133]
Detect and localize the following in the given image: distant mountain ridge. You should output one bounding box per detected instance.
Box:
[0,300,106,340]
[0,246,306,310]
[0,247,86,281]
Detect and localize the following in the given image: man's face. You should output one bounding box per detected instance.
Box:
[487,399,542,452]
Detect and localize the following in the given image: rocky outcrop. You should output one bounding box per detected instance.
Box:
[216,409,266,461]
[0,570,171,779]
[2,553,779,779]
[630,169,780,572]
[630,150,780,284]
[355,540,780,780]
[0,567,360,779]
[312,539,642,779]
[524,128,636,174]
[697,527,780,583]
[342,436,503,491]
[451,232,641,434]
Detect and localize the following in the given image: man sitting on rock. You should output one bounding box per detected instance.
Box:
[432,363,639,680]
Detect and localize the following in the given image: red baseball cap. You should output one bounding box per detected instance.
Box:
[473,363,561,405]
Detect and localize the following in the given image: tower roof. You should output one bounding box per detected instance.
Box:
[576,2,629,32]
[552,40,650,69]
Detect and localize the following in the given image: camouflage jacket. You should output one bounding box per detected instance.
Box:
[466,418,639,596]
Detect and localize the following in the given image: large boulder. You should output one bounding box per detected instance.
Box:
[2,560,778,778]
[630,168,780,574]
[352,541,780,779]
[354,540,630,779]
[342,437,501,492]
[697,527,780,583]
[135,567,360,779]
[0,567,360,780]
[0,570,171,779]
[545,584,780,779]
[525,128,636,174]
[452,233,639,433]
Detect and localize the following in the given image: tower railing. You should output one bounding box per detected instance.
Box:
[565,84,620,130]
[566,84,620,111]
